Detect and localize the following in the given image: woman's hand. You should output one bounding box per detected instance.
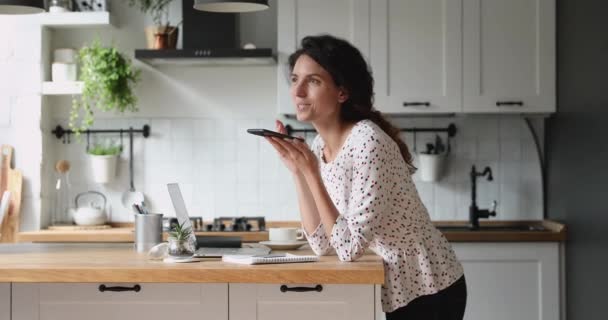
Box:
[266,120,319,178]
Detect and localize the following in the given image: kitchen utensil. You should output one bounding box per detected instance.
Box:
[72,191,107,226]
[0,145,23,243]
[0,191,11,234]
[121,129,145,212]
[51,160,73,226]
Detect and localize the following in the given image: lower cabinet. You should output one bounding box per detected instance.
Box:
[374,242,562,320]
[453,242,561,320]
[1,283,9,320]
[11,283,227,320]
[229,283,376,320]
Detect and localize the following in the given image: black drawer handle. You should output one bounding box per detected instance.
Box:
[403,102,431,107]
[98,284,141,293]
[280,285,323,293]
[496,101,524,107]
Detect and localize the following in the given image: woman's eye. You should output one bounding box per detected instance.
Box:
[290,77,298,83]
[310,78,320,85]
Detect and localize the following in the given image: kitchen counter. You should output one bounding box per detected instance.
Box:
[17,220,567,243]
[0,243,384,284]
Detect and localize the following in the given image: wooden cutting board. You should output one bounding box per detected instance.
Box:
[0,145,23,243]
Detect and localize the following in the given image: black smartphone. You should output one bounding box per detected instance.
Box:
[247,129,305,141]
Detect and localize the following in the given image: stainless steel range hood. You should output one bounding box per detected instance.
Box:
[135,0,275,66]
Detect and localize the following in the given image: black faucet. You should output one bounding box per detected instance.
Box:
[469,165,497,229]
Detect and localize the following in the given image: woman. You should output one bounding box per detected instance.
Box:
[266,35,467,319]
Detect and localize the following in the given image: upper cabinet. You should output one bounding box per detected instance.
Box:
[370,0,463,114]
[463,0,556,113]
[277,0,555,116]
[277,0,369,115]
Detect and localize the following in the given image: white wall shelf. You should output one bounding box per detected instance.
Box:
[40,11,113,28]
[42,81,83,95]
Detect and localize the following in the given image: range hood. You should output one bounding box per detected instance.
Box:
[135,0,275,66]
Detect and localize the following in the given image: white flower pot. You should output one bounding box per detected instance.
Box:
[89,154,118,184]
[417,153,447,182]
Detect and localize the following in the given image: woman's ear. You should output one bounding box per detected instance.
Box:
[337,87,349,103]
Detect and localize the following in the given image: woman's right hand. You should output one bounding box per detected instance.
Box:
[266,120,300,174]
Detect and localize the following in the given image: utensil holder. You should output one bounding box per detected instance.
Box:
[134,213,163,253]
[417,153,448,182]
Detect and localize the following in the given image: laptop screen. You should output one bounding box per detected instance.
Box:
[167,183,198,247]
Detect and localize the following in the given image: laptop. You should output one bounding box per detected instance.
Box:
[167,183,270,258]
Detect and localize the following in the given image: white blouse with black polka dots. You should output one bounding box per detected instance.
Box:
[303,119,464,313]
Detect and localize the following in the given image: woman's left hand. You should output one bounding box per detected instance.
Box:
[266,137,319,179]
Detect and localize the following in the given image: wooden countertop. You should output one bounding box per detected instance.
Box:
[0,243,384,284]
[17,220,567,243]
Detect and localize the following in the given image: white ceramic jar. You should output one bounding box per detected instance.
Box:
[52,48,77,82]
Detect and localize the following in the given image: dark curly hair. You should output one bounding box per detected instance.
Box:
[288,34,414,167]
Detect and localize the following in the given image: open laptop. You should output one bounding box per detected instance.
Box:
[167,183,270,258]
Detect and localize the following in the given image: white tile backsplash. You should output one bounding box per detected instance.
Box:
[42,115,544,223]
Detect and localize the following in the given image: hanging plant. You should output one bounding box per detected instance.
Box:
[127,0,174,26]
[70,40,141,134]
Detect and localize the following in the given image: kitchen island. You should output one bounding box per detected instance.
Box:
[2,220,566,320]
[0,243,382,320]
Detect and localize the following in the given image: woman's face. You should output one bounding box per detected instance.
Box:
[290,54,348,123]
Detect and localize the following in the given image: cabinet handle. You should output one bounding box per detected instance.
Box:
[280,285,323,293]
[496,101,524,107]
[403,102,431,107]
[98,284,141,293]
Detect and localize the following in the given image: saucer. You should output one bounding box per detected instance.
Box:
[163,256,203,263]
[259,240,308,250]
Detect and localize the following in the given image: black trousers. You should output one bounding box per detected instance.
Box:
[385,275,467,320]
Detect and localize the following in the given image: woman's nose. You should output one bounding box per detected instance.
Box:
[292,81,307,97]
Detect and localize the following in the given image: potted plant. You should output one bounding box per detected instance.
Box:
[87,140,122,184]
[127,0,180,49]
[417,135,448,182]
[167,221,195,258]
[70,40,141,134]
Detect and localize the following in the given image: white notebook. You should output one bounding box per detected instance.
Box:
[222,253,319,265]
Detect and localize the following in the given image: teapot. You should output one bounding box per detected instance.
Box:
[71,191,107,226]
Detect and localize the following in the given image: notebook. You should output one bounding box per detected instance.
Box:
[167,183,270,258]
[222,253,319,265]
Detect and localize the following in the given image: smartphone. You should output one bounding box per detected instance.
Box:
[247,129,305,141]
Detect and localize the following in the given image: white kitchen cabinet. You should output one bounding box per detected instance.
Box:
[12,283,228,320]
[277,0,370,115]
[229,283,375,320]
[455,242,560,320]
[278,0,555,115]
[370,0,463,114]
[1,283,9,320]
[375,242,561,320]
[463,0,556,113]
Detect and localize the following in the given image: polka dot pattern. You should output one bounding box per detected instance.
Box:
[303,120,464,313]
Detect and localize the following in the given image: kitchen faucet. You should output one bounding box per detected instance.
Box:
[469,165,497,229]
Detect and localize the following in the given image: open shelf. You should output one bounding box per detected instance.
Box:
[42,81,83,95]
[40,11,113,28]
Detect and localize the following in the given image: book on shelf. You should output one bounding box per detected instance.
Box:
[222,253,319,265]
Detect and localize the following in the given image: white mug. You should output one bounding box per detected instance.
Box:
[268,228,304,242]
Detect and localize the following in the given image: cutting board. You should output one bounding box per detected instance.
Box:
[0,145,23,243]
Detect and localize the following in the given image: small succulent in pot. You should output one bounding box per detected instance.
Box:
[167,221,195,257]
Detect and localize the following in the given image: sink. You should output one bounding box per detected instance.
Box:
[436,225,548,232]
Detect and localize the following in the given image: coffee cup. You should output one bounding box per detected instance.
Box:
[268,227,304,242]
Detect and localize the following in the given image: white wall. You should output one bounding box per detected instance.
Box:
[1,1,544,230]
[0,15,44,232]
